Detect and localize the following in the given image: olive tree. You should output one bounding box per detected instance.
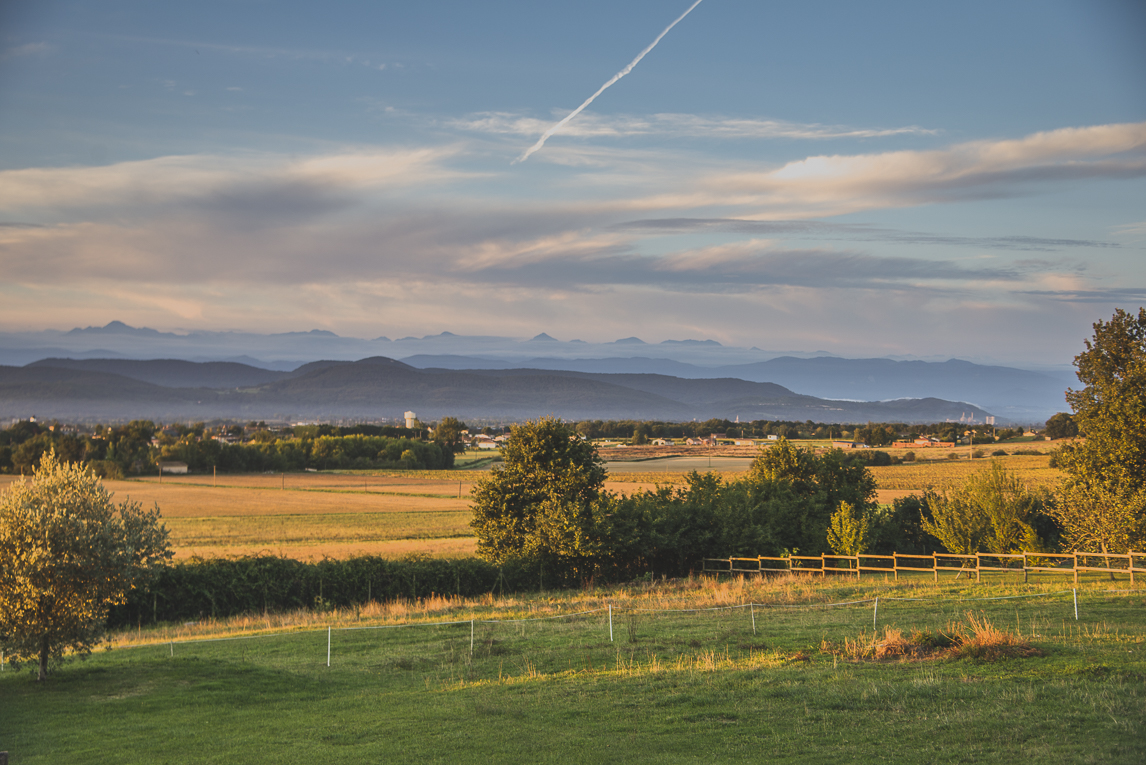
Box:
[0,451,171,680]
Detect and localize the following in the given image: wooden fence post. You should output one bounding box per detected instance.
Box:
[932,552,938,582]
[1073,553,1079,586]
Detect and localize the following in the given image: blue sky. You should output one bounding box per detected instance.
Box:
[1,0,1143,365]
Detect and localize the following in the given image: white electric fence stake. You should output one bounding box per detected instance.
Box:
[327,626,331,667]
[470,619,475,655]
[751,604,756,635]
[873,597,879,630]
[170,641,173,657]
[1073,589,1079,621]
[608,604,613,642]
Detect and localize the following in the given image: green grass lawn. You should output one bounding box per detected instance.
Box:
[3,578,1144,763]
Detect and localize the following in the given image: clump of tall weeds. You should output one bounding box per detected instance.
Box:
[821,612,1038,663]
[951,612,1041,661]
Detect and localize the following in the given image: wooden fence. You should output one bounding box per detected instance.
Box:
[703,551,1146,584]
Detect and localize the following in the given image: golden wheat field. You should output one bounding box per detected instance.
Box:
[0,452,1063,560]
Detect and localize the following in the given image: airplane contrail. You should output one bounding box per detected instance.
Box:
[514,0,706,164]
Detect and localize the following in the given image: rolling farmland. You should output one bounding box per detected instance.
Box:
[0,451,1062,560]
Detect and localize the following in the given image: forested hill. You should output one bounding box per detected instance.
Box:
[1,357,994,423]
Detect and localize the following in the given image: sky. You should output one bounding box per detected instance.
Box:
[0,0,1144,366]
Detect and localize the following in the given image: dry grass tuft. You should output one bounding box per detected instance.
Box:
[821,613,1037,663]
[952,612,1042,660]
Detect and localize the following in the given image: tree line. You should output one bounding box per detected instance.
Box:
[566,418,1023,445]
[0,420,458,475]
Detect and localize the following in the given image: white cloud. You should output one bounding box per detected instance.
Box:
[451,111,937,141]
[0,146,470,216]
[1112,220,1146,242]
[629,122,1146,217]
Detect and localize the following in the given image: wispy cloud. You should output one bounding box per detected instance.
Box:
[1112,220,1146,242]
[1019,287,1146,302]
[98,33,400,70]
[615,218,1119,252]
[453,239,1026,292]
[669,122,1146,216]
[454,111,937,141]
[0,147,469,216]
[1,42,51,61]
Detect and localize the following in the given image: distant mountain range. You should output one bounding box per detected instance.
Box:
[0,322,1076,422]
[0,357,994,424]
[399,355,1071,422]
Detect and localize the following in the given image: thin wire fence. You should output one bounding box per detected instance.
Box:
[9,584,1135,678]
[24,587,1099,674]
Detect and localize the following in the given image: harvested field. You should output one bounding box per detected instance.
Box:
[0,452,1064,561]
[51,476,476,561]
[180,536,478,561]
[867,453,1061,492]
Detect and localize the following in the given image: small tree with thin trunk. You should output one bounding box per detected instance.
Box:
[826,501,869,557]
[0,451,171,680]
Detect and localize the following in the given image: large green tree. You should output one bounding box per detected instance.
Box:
[749,438,876,516]
[470,418,606,568]
[743,438,877,555]
[1052,308,1146,553]
[0,451,172,680]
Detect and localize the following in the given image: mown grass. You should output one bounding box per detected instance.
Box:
[2,576,1143,763]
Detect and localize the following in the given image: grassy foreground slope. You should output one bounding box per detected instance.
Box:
[2,576,1143,764]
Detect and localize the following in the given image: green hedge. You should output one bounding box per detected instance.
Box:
[107,555,542,628]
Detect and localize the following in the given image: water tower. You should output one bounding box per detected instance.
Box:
[404,411,417,429]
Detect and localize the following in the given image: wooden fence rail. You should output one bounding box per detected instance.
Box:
[703,551,1146,583]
